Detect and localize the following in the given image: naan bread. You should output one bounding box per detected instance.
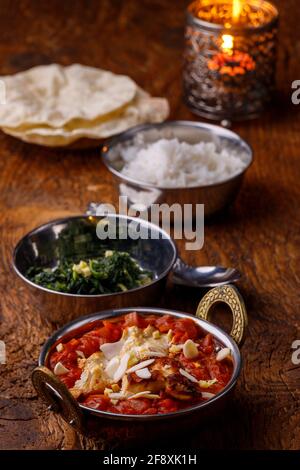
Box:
[0,64,137,128]
[3,88,169,146]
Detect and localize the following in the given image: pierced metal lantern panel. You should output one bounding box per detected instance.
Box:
[183,0,279,121]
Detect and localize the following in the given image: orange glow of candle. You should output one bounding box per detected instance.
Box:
[232,0,242,22]
[221,34,234,55]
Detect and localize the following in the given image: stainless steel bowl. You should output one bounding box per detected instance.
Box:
[32,284,247,434]
[102,121,253,217]
[13,211,242,324]
[13,214,177,324]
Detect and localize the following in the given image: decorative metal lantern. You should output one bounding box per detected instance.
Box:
[183,0,279,121]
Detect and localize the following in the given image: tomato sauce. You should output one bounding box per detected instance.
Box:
[48,312,234,415]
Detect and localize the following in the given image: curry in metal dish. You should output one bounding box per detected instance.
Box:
[26,250,152,295]
[48,312,233,415]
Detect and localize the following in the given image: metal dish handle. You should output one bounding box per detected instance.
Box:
[196,284,248,346]
[32,366,84,432]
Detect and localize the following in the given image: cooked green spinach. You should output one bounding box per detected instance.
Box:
[26,251,153,295]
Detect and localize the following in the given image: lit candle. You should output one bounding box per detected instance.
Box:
[221,34,234,54]
[183,0,279,121]
[232,0,242,23]
[208,30,256,77]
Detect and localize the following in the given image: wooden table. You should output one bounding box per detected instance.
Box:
[1,0,299,450]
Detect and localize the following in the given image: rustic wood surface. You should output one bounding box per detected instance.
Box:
[0,0,300,450]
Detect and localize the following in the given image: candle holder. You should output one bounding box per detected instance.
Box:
[183,0,279,121]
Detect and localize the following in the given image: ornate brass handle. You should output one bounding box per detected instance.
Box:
[32,366,84,432]
[196,284,248,345]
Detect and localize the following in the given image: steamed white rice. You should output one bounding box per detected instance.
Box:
[118,137,250,188]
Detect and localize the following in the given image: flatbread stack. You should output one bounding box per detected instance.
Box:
[0,64,169,147]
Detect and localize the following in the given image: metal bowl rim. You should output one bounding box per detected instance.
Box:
[186,0,279,34]
[102,120,253,191]
[39,306,242,421]
[12,213,178,299]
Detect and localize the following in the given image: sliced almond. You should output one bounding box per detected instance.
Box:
[179,368,198,383]
[146,351,166,358]
[53,361,70,376]
[142,394,160,399]
[113,352,130,382]
[201,392,216,399]
[126,358,155,374]
[56,343,64,352]
[135,367,151,379]
[127,390,152,400]
[100,339,124,360]
[109,392,127,400]
[216,347,231,362]
[105,356,120,379]
[76,350,85,358]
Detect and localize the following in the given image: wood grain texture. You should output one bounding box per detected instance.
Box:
[0,0,300,450]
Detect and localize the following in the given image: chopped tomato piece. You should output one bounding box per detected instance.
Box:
[143,315,159,326]
[49,348,78,370]
[206,359,232,387]
[82,394,110,411]
[124,312,146,329]
[143,407,158,415]
[173,318,200,341]
[157,398,179,413]
[69,338,80,348]
[155,315,174,333]
[60,367,82,388]
[110,398,150,415]
[102,321,122,342]
[200,334,214,354]
[179,354,211,381]
[77,335,101,357]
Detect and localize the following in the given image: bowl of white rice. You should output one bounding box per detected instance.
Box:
[101,121,252,217]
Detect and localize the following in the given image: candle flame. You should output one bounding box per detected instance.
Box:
[221,34,234,55]
[232,0,242,22]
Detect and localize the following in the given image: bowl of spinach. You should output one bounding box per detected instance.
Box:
[13,214,177,324]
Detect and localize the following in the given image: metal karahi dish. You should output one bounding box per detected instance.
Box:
[13,214,176,324]
[32,284,248,431]
[12,212,240,324]
[101,121,253,217]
